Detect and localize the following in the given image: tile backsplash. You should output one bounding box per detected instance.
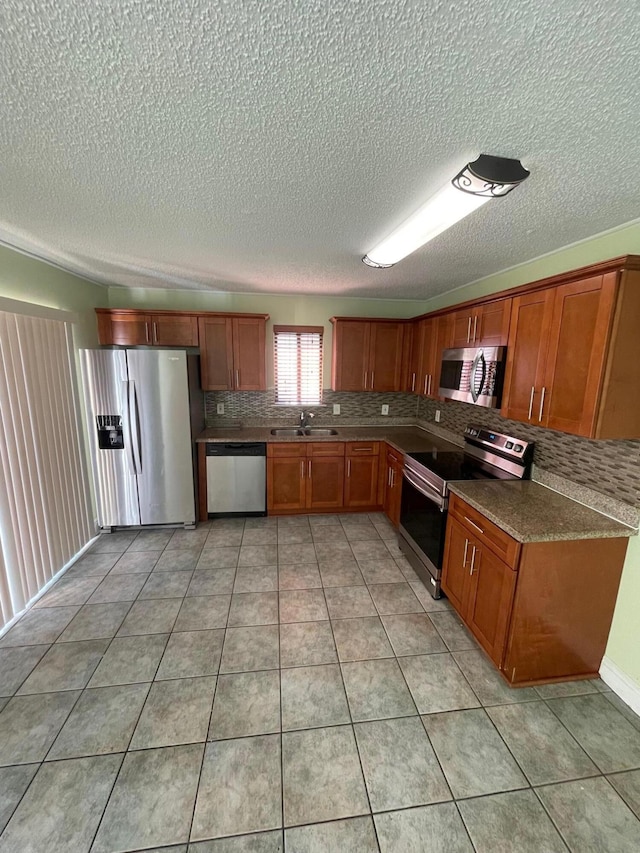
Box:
[204,390,639,510]
[205,390,419,426]
[417,398,640,509]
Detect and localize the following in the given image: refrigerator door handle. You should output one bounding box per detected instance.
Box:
[128,380,143,474]
[122,380,137,475]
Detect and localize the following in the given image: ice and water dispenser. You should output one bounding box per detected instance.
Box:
[96,415,124,450]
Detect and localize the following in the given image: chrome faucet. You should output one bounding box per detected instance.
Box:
[299,411,315,429]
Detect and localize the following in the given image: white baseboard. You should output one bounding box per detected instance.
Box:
[600,656,640,717]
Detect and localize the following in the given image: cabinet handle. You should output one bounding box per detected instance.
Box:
[427,374,432,396]
[347,459,351,477]
[363,371,368,390]
[472,315,478,343]
[152,321,158,344]
[145,322,150,343]
[463,538,469,568]
[538,386,546,422]
[391,468,395,488]
[411,372,416,392]
[469,545,477,575]
[528,386,535,420]
[423,374,428,395]
[308,460,312,479]
[236,369,240,388]
[464,516,484,535]
[370,372,375,389]
[300,460,305,479]
[387,466,392,487]
[467,316,472,343]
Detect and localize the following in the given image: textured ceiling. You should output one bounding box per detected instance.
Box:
[1,0,640,300]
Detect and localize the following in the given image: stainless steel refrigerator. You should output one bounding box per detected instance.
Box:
[80,348,204,529]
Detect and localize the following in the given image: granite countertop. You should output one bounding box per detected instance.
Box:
[447,480,636,543]
[196,424,462,456]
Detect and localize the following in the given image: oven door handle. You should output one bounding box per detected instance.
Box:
[403,470,446,511]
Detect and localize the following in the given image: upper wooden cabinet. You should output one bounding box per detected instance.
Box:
[418,313,454,398]
[331,318,404,392]
[502,269,640,438]
[199,316,267,391]
[451,299,511,349]
[97,310,199,347]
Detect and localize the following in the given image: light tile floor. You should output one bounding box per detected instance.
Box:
[0,512,639,852]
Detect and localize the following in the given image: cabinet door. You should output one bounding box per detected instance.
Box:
[430,314,454,397]
[418,318,435,396]
[476,300,511,347]
[441,517,473,614]
[267,457,306,512]
[307,456,345,510]
[465,544,517,667]
[107,313,152,346]
[388,459,403,527]
[344,455,379,507]
[332,321,370,391]
[501,289,555,423]
[368,322,404,391]
[451,311,474,348]
[403,322,423,393]
[541,275,616,436]
[198,317,234,390]
[232,317,266,391]
[151,315,199,347]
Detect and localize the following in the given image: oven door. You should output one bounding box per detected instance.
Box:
[398,467,447,597]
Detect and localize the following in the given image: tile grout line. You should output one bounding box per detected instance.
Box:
[324,583,382,853]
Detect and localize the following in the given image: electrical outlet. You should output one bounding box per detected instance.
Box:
[435,409,441,423]
[333,404,341,415]
[216,403,225,415]
[381,404,389,416]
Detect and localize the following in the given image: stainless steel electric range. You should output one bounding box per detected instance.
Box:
[398,425,533,598]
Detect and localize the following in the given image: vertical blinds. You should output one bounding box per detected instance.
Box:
[0,311,93,629]
[274,325,324,405]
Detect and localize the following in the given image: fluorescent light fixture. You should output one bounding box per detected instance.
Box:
[363,154,530,269]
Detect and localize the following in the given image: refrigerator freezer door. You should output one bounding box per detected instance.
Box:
[126,349,195,525]
[80,349,141,527]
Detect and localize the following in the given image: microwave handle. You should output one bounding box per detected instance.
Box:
[470,350,486,403]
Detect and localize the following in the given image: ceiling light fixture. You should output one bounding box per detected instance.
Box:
[362,154,530,269]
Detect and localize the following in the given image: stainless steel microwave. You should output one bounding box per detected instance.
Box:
[439,346,506,408]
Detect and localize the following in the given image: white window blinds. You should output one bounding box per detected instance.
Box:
[274,325,323,405]
[0,310,93,630]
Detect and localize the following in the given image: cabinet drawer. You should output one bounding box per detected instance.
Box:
[385,443,402,465]
[448,494,520,567]
[346,441,380,456]
[267,442,308,458]
[308,442,345,457]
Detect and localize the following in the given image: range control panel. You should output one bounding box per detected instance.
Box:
[464,425,533,460]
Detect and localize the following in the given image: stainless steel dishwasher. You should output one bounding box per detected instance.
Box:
[206,443,267,516]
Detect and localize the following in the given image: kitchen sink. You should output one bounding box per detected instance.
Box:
[304,428,339,436]
[270,428,305,436]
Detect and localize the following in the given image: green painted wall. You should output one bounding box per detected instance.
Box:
[107,287,426,386]
[410,221,640,693]
[0,245,108,347]
[417,220,640,313]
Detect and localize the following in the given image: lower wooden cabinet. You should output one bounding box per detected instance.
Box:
[267,441,378,513]
[382,445,403,527]
[442,493,628,686]
[443,516,516,666]
[344,443,380,508]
